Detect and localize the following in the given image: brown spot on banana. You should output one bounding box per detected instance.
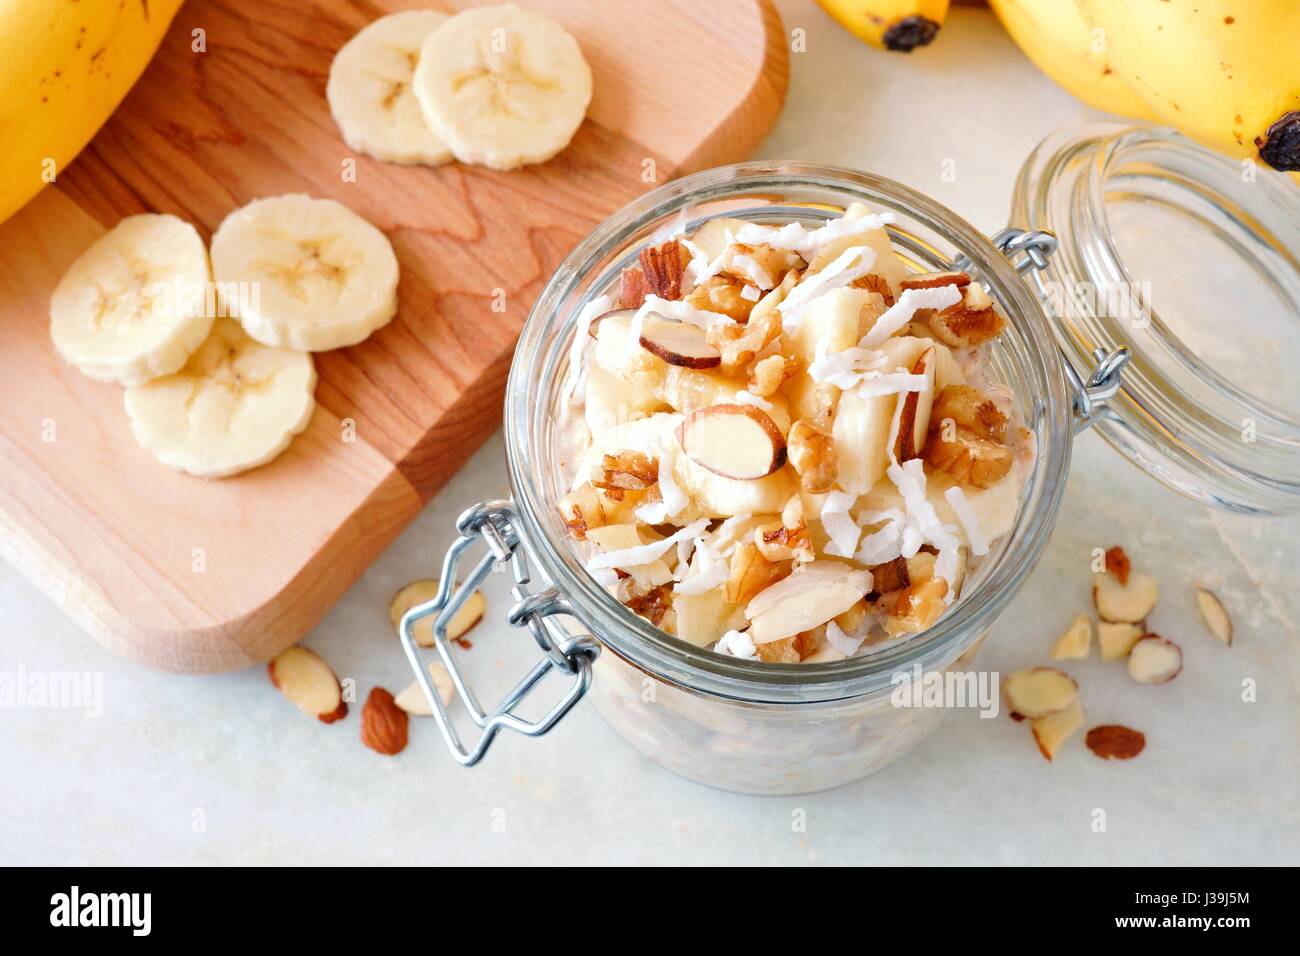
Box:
[882,16,941,52]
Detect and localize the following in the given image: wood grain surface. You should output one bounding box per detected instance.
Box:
[0,0,787,672]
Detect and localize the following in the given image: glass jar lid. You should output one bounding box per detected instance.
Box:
[1013,123,1300,516]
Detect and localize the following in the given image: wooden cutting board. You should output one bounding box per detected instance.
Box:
[0,0,787,672]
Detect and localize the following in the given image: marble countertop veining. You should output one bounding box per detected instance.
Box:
[2,1,1297,866]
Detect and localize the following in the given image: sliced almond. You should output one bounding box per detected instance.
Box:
[1194,588,1233,646]
[745,561,872,644]
[1031,696,1084,762]
[1085,724,1146,760]
[587,307,635,340]
[267,646,347,724]
[390,581,485,648]
[677,404,787,480]
[361,686,409,756]
[1127,635,1183,684]
[1003,667,1078,720]
[1098,621,1145,661]
[1104,545,1131,586]
[1050,613,1092,660]
[894,347,936,461]
[395,662,456,716]
[638,317,722,369]
[1093,571,1158,623]
[899,270,971,291]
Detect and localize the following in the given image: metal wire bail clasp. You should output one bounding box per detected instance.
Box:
[398,499,599,767]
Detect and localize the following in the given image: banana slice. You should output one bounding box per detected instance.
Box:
[50,213,213,385]
[327,11,454,166]
[210,194,399,352]
[124,317,316,478]
[412,3,592,171]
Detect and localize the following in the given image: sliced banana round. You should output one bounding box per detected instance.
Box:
[50,213,214,385]
[412,3,592,171]
[327,10,454,166]
[210,194,399,352]
[124,318,316,478]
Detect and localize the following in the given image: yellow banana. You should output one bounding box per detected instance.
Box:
[0,0,184,226]
[988,0,1156,120]
[1075,0,1300,172]
[816,0,951,53]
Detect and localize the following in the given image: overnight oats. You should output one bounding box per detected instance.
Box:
[556,203,1035,666]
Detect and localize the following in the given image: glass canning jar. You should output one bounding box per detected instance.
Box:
[398,129,1300,796]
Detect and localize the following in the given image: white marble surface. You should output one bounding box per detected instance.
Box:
[3,2,1298,866]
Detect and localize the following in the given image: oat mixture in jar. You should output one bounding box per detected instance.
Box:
[556,204,1036,664]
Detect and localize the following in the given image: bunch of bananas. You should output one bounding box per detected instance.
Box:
[990,0,1299,173]
[817,0,1298,174]
[0,0,184,227]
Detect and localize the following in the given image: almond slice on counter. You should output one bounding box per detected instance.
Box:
[1050,613,1092,660]
[390,580,485,647]
[1098,621,1145,661]
[394,662,456,716]
[1031,696,1084,762]
[677,404,787,480]
[1093,570,1158,623]
[745,561,872,644]
[361,686,409,756]
[268,646,348,724]
[587,307,635,339]
[1085,724,1146,760]
[1003,667,1078,720]
[1127,635,1183,684]
[1194,588,1233,646]
[899,270,971,291]
[638,317,722,369]
[894,347,936,462]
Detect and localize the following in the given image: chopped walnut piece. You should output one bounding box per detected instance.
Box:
[869,556,910,595]
[638,240,689,300]
[884,577,949,636]
[755,635,801,663]
[925,427,1013,489]
[1104,546,1131,586]
[725,542,792,605]
[558,483,607,539]
[753,496,814,564]
[930,384,1007,442]
[928,297,1007,349]
[833,600,869,635]
[685,275,754,322]
[707,310,781,375]
[721,242,798,290]
[618,267,649,309]
[748,354,800,397]
[787,420,838,494]
[625,583,672,626]
[850,272,896,306]
[590,451,658,501]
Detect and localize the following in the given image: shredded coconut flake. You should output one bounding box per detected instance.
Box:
[585,518,709,573]
[808,341,888,390]
[709,513,754,557]
[733,390,774,411]
[636,294,734,331]
[715,629,759,660]
[860,284,963,348]
[820,490,862,557]
[740,284,761,302]
[776,246,876,331]
[854,508,906,565]
[825,620,866,657]
[735,214,893,260]
[674,537,729,596]
[561,293,613,407]
[944,486,989,556]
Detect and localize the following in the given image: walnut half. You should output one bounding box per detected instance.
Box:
[787,420,838,494]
